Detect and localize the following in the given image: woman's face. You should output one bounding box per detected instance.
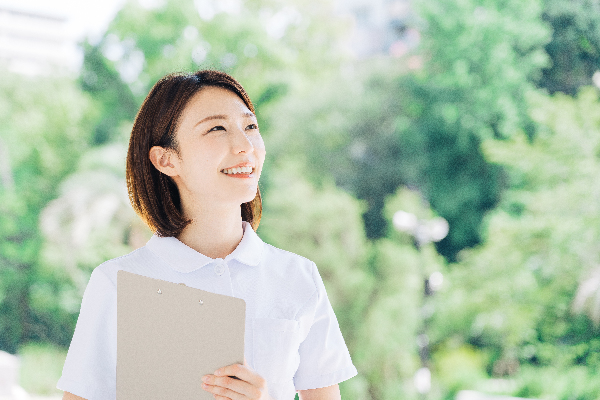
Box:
[159,86,265,212]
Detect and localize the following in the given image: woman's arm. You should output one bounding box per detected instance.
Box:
[298,384,341,400]
[62,391,87,400]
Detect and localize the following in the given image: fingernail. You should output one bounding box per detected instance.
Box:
[202,375,209,383]
[214,370,223,376]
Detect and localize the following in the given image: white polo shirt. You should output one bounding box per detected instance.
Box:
[57,222,357,400]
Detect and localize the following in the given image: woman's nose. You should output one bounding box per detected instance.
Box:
[231,127,254,154]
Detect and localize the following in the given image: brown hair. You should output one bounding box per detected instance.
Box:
[126,70,262,237]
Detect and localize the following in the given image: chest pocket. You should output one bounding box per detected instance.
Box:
[251,318,301,385]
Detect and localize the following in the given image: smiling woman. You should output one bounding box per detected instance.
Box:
[126,71,263,240]
[56,70,357,400]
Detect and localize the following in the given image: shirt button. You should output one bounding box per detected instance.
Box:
[214,262,226,276]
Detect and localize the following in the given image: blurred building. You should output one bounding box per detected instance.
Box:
[0,6,79,75]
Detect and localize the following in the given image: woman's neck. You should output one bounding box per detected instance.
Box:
[177,204,244,259]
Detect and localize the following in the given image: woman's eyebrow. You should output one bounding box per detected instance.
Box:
[195,112,256,127]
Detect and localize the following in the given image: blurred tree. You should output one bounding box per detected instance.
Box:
[258,161,432,400]
[414,0,549,140]
[572,265,600,326]
[539,0,600,94]
[39,143,149,294]
[78,0,350,144]
[80,42,139,145]
[408,0,549,259]
[265,0,551,260]
[0,69,94,353]
[428,88,600,398]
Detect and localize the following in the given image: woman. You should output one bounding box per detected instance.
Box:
[58,70,357,400]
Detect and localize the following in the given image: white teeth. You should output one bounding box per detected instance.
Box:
[223,166,253,174]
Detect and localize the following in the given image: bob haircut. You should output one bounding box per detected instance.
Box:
[126,70,262,237]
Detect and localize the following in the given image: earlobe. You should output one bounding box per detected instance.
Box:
[149,146,178,177]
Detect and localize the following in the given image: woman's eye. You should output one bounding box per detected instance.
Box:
[246,123,258,130]
[208,125,225,132]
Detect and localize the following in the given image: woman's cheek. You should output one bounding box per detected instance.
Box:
[253,136,266,157]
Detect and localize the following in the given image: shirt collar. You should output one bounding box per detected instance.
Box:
[146,221,264,273]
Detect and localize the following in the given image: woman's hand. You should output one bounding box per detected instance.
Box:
[202,359,272,400]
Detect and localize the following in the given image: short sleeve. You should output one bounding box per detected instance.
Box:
[57,267,117,400]
[293,263,358,390]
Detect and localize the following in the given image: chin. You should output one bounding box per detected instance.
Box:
[228,188,255,204]
[241,194,257,204]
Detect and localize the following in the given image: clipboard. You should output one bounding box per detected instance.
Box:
[117,270,246,399]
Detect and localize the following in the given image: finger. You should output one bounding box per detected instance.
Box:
[203,374,262,399]
[211,388,234,400]
[201,381,247,400]
[215,363,264,388]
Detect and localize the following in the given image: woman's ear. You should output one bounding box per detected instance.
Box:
[149,146,179,177]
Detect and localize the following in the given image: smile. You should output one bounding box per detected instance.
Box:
[221,166,254,175]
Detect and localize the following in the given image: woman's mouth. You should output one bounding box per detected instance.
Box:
[221,166,254,177]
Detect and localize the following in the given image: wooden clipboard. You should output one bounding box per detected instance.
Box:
[117,270,246,399]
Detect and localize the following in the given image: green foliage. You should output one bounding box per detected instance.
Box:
[433,344,488,397]
[265,0,551,259]
[78,0,349,143]
[259,163,429,399]
[539,0,600,94]
[394,0,550,257]
[39,143,146,295]
[0,69,94,353]
[415,0,550,139]
[513,365,600,400]
[265,64,504,259]
[429,88,600,397]
[396,0,550,256]
[80,42,139,145]
[18,342,67,395]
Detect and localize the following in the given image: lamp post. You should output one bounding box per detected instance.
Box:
[393,210,449,398]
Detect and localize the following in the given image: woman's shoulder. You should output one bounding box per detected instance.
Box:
[258,242,321,290]
[261,242,315,268]
[89,244,156,287]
